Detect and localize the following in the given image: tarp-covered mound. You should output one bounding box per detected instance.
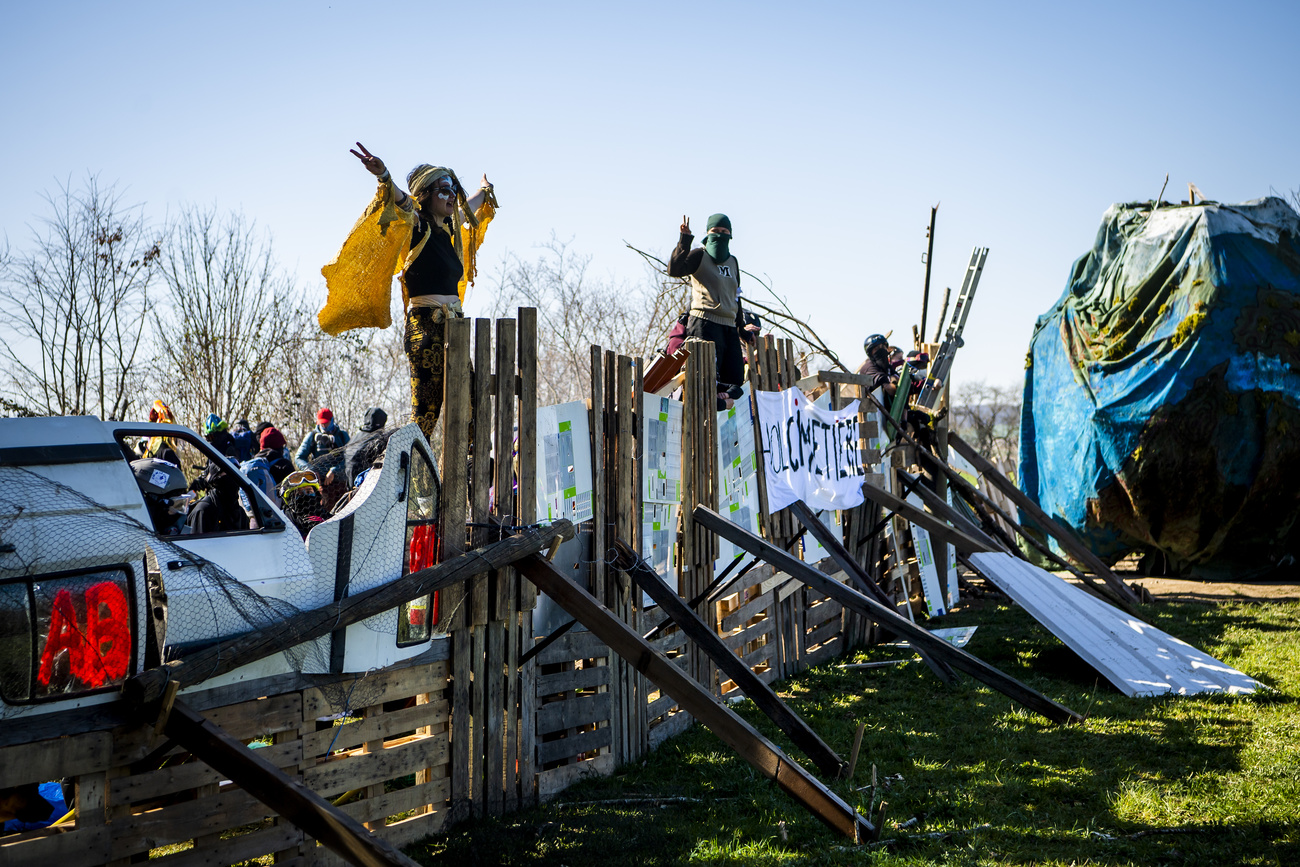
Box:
[1020,196,1300,577]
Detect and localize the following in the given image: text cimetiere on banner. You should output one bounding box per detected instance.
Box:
[753,387,865,513]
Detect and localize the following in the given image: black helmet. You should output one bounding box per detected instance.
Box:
[131,458,187,498]
[864,334,888,355]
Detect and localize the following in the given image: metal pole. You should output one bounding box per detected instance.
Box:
[919,204,938,344]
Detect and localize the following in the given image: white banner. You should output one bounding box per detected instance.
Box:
[754,387,865,512]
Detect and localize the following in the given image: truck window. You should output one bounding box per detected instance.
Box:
[117,430,280,538]
[398,445,441,646]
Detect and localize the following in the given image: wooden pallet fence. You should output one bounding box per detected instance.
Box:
[680,339,719,694]
[0,657,452,867]
[441,311,538,822]
[533,627,617,802]
[641,608,694,749]
[587,348,650,765]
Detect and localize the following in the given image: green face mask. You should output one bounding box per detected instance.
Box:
[702,233,730,263]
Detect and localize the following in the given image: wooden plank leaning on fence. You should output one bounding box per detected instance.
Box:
[513,552,876,842]
[691,505,1084,726]
[611,539,847,780]
[161,699,421,867]
[788,502,958,686]
[946,431,1144,608]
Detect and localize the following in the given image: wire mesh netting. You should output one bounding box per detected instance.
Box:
[0,419,443,725]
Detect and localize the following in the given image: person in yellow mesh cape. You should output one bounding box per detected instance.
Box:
[319,141,497,440]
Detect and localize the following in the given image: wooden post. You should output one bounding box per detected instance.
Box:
[515,307,538,808]
[439,318,473,820]
[603,349,623,764]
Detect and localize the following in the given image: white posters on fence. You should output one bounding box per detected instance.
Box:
[906,492,946,616]
[801,508,842,562]
[641,394,683,593]
[946,489,959,608]
[716,384,762,567]
[536,400,594,523]
[754,387,866,512]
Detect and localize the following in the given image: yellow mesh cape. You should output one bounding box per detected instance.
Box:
[319,179,497,336]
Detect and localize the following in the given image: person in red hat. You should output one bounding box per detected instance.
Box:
[253,424,296,485]
[295,407,351,469]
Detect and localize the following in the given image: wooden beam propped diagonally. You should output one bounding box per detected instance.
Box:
[514,552,875,842]
[611,538,846,779]
[692,505,1083,726]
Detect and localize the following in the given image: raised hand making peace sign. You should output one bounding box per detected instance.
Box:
[349,142,387,177]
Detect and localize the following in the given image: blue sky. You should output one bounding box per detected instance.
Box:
[2,1,1297,389]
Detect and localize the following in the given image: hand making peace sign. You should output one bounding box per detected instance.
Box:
[349,142,387,177]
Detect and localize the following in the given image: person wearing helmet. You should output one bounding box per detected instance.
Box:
[859,333,898,399]
[668,213,760,410]
[295,408,351,469]
[130,457,191,535]
[202,413,239,460]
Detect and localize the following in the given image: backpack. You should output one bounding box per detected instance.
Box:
[238,457,280,516]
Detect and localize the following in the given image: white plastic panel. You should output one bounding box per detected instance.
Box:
[969,552,1261,696]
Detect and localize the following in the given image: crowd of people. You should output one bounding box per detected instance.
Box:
[127,400,393,538]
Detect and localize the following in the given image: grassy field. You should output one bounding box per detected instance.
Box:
[410,590,1300,866]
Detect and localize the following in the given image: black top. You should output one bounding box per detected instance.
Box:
[405,215,463,298]
[857,355,896,393]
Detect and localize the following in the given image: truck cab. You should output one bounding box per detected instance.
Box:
[0,416,442,722]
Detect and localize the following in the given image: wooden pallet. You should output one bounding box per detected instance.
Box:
[0,658,452,867]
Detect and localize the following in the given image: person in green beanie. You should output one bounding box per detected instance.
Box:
[668,213,759,409]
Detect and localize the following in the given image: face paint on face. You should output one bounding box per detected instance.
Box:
[419,181,458,219]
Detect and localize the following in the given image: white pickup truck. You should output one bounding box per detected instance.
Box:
[0,416,443,723]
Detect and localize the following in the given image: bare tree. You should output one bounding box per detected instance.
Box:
[0,176,159,419]
[271,297,410,437]
[152,206,301,426]
[951,379,1022,469]
[625,242,847,374]
[484,236,673,405]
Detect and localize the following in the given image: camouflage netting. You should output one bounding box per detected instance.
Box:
[1020,196,1300,577]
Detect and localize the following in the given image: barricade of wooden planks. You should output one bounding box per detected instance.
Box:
[0,657,454,867]
[440,310,539,819]
[4,327,940,865]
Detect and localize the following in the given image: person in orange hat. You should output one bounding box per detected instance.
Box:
[141,399,180,465]
[295,407,351,469]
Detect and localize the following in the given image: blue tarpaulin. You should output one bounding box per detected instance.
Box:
[1020,197,1300,577]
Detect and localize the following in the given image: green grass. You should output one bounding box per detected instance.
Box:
[410,596,1300,866]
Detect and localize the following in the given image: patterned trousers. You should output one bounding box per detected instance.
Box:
[405,307,448,442]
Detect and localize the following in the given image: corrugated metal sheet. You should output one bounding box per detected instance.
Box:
[968,552,1261,697]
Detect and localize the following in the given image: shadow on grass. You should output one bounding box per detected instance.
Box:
[409,597,1299,866]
